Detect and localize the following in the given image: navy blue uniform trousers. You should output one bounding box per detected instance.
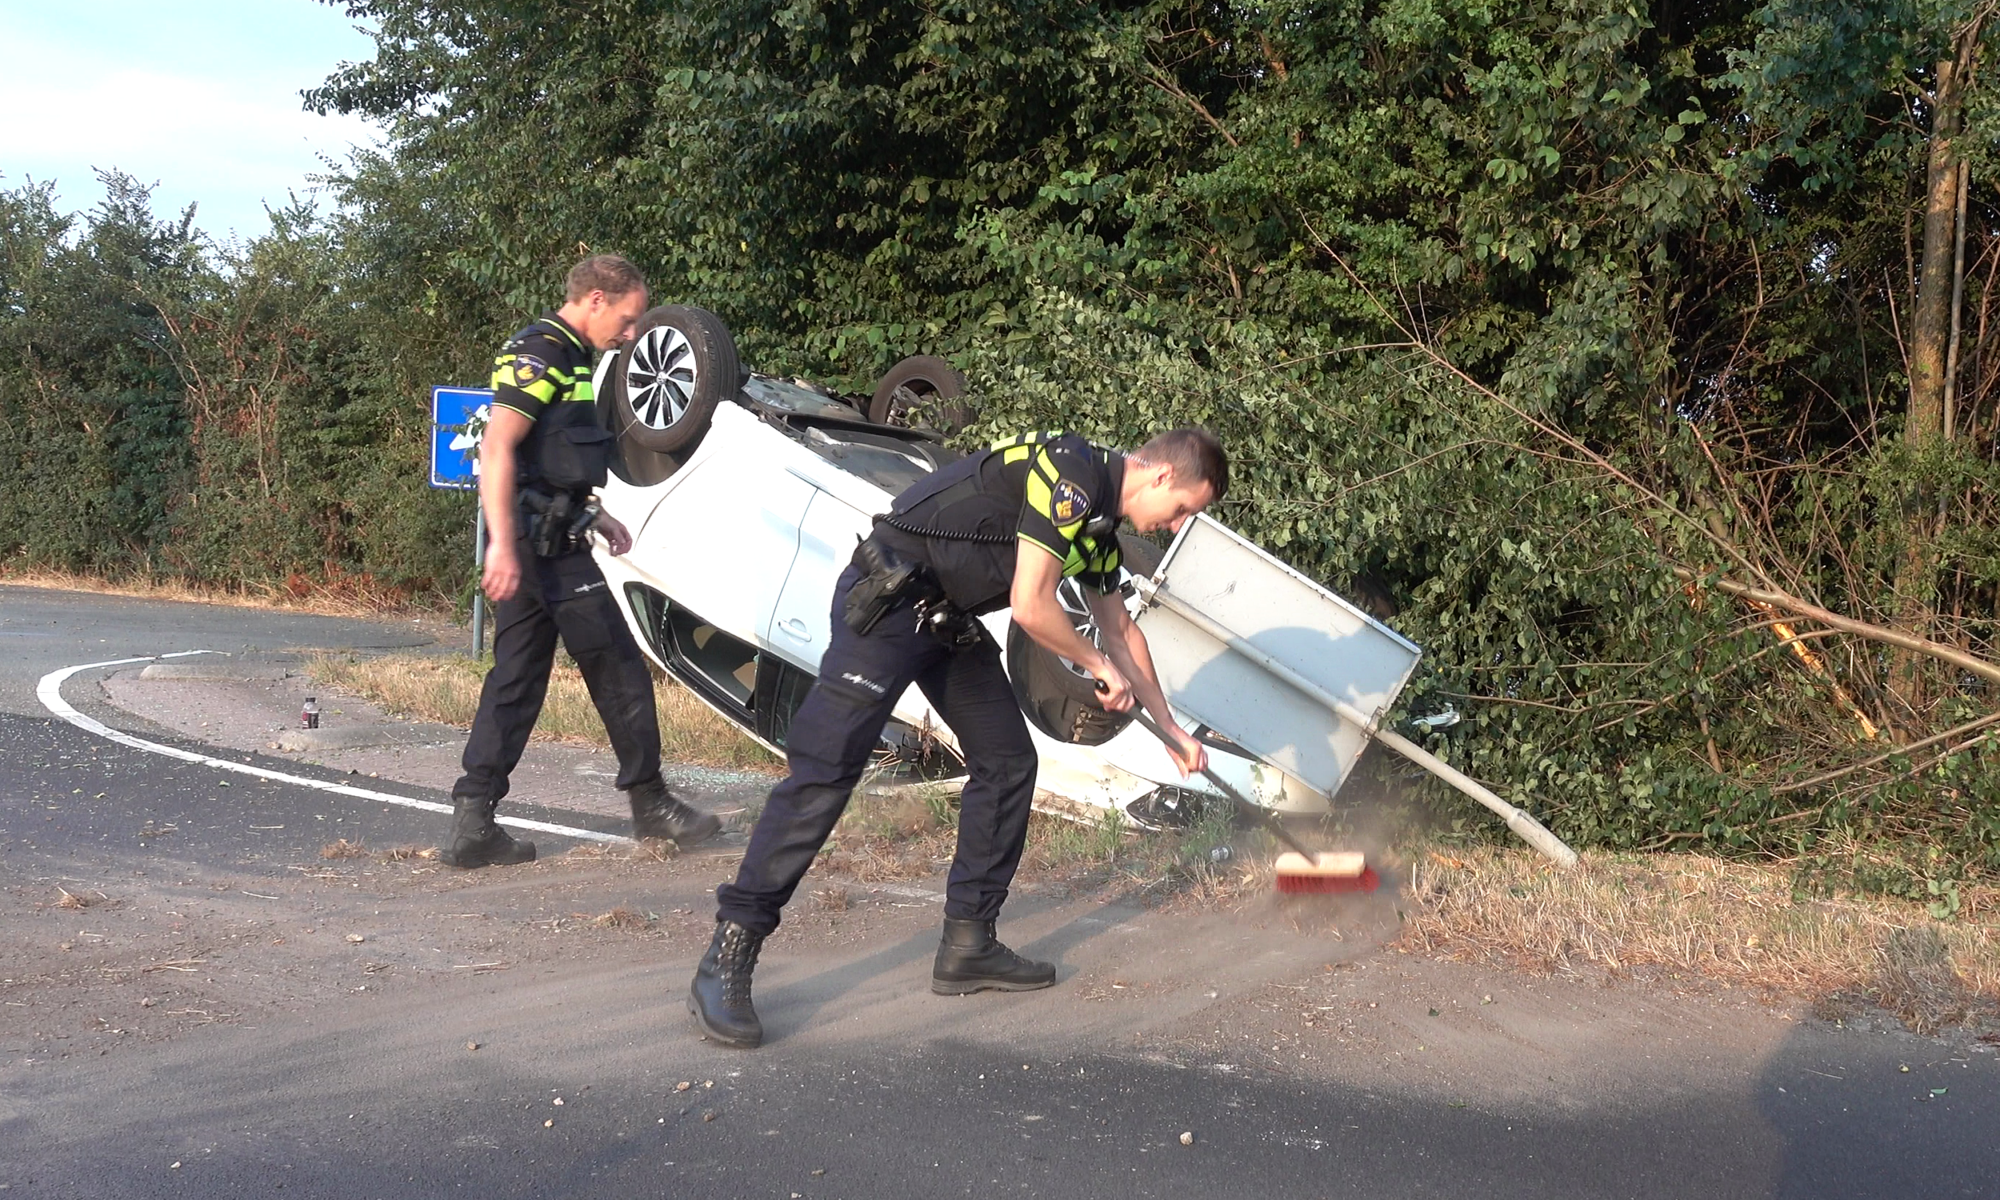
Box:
[455,533,663,804]
[716,564,1039,935]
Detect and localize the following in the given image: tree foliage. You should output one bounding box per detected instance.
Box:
[5,0,1999,887]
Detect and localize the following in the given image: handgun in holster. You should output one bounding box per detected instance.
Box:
[843,537,985,646]
[843,536,928,635]
[521,488,601,558]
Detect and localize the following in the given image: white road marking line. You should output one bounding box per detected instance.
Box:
[35,653,624,845]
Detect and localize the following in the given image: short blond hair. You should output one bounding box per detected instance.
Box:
[565,254,646,302]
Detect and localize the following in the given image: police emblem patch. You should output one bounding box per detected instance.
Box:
[1050,480,1090,524]
[512,354,548,387]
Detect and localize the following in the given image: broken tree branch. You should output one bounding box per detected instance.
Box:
[1670,566,2000,688]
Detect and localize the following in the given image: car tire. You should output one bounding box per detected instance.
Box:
[1008,623,1134,746]
[1117,532,1165,580]
[867,354,973,435]
[607,305,739,454]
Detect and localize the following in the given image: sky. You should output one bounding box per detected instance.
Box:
[0,0,385,243]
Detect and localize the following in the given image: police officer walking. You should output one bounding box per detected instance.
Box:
[689,426,1228,1047]
[441,255,721,868]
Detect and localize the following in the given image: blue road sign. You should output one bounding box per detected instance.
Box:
[431,387,493,490]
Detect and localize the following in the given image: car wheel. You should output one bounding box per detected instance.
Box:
[608,305,739,454]
[1008,619,1134,746]
[867,354,973,435]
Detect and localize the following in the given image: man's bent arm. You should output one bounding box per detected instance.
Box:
[1086,589,1206,775]
[1010,541,1132,708]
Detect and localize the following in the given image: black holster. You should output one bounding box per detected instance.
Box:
[843,537,929,635]
[521,487,600,558]
[842,537,986,647]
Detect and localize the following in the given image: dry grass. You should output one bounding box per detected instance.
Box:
[814,781,1245,894]
[1396,847,1999,1031]
[554,841,691,864]
[306,651,780,772]
[588,906,653,931]
[821,783,1146,885]
[379,845,437,862]
[1,564,433,617]
[816,785,962,884]
[320,839,369,860]
[53,886,105,910]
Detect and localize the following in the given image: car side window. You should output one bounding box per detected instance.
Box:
[666,604,758,708]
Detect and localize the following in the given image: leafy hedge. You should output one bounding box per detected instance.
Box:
[5,1,1997,886]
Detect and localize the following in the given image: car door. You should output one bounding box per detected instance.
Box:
[764,485,872,669]
[760,485,958,760]
[755,486,869,749]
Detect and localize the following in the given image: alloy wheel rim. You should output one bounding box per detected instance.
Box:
[1054,580,1102,681]
[626,325,697,429]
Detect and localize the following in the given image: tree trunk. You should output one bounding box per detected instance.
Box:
[1895,22,1984,711]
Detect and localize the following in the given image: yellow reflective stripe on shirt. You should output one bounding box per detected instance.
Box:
[1022,446,1081,528]
[1015,439,1096,577]
[491,368,558,407]
[491,353,590,410]
[492,379,558,406]
[1016,533,1095,578]
[992,430,1063,465]
[1023,451,1055,515]
[1021,543,1118,582]
[1081,539,1120,576]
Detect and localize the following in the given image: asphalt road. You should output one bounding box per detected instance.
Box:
[2,586,1995,1199]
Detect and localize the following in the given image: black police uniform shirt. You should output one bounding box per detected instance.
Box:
[874,431,1125,615]
[489,313,611,497]
[488,313,613,598]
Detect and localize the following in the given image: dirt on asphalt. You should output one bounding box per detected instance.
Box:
[5,644,1994,1118]
[5,834,1846,1115]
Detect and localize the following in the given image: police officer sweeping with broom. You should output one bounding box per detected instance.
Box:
[689,426,1228,1048]
[441,254,722,869]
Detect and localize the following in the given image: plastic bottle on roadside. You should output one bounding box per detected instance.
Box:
[301,696,320,730]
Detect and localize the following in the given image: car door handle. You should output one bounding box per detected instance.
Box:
[777,618,811,642]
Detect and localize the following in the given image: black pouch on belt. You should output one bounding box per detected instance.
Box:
[843,537,928,635]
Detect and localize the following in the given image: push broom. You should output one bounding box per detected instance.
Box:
[1125,707,1377,894]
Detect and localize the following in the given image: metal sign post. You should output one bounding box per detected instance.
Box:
[430,387,494,655]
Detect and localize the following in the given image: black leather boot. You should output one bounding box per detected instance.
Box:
[931,918,1056,995]
[629,780,721,846]
[438,792,536,869]
[689,921,765,1048]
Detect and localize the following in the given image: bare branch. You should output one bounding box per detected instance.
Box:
[1771,708,2000,794]
[1142,68,1239,148]
[1673,567,2000,688]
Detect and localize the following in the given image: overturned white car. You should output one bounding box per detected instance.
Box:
[587,306,1326,826]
